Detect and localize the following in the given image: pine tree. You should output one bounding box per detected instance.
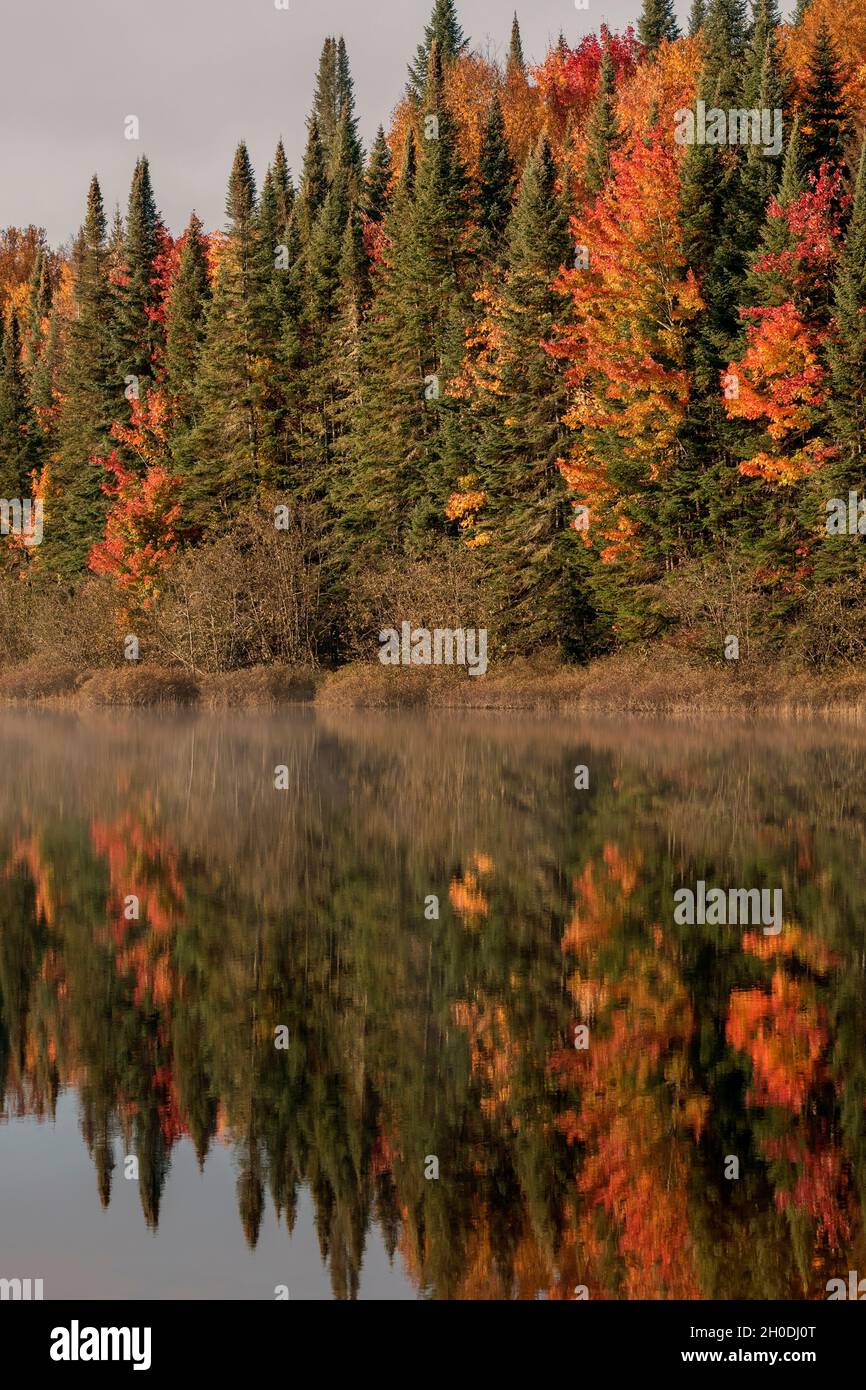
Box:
[799,19,852,172]
[477,137,588,657]
[507,13,525,75]
[688,0,706,34]
[407,0,469,97]
[348,134,424,553]
[404,41,473,537]
[114,157,164,415]
[0,311,41,499]
[741,5,787,233]
[477,95,515,259]
[189,144,265,523]
[638,0,680,52]
[296,117,328,251]
[363,127,392,224]
[584,45,623,195]
[828,140,866,470]
[272,138,295,227]
[163,211,211,465]
[48,176,120,573]
[25,246,52,362]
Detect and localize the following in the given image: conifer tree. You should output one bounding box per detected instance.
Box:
[115,157,164,395]
[26,246,52,362]
[163,211,211,466]
[404,41,473,536]
[188,144,264,523]
[584,45,623,195]
[799,20,852,172]
[688,0,707,34]
[272,139,295,227]
[477,95,515,259]
[507,12,525,75]
[476,137,586,657]
[363,127,392,224]
[407,0,469,97]
[828,141,866,471]
[296,117,328,252]
[49,176,120,573]
[638,0,680,52]
[0,311,41,498]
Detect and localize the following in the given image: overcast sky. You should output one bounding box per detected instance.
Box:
[0,0,790,247]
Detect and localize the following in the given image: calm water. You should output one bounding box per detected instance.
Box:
[1,709,865,1300]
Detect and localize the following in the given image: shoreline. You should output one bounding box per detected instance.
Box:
[1,656,866,718]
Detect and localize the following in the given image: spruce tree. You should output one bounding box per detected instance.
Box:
[115,157,163,395]
[189,144,265,523]
[404,41,473,536]
[638,0,680,52]
[26,246,52,362]
[478,137,588,657]
[688,0,707,34]
[477,95,516,259]
[507,13,525,75]
[407,0,469,97]
[0,311,41,498]
[49,176,120,573]
[272,138,295,227]
[584,45,623,195]
[363,127,392,224]
[799,19,852,172]
[163,211,211,467]
[828,141,866,471]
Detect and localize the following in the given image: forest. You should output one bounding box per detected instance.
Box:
[0,0,865,689]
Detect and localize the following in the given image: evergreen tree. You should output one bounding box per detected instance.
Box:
[507,13,525,75]
[688,0,707,34]
[115,157,164,399]
[477,95,516,259]
[49,176,120,573]
[638,0,680,52]
[363,127,392,224]
[272,138,295,227]
[26,246,52,362]
[477,137,588,657]
[0,311,41,498]
[407,0,469,97]
[799,19,852,172]
[584,45,623,195]
[296,117,328,251]
[828,141,866,471]
[163,212,211,466]
[188,144,265,522]
[404,41,473,536]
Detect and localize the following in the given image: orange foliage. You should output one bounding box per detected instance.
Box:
[726,970,827,1111]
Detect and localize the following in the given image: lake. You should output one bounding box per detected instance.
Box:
[0,709,864,1299]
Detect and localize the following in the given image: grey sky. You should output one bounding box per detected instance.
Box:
[0,0,784,247]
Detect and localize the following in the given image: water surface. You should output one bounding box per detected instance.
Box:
[1,709,864,1299]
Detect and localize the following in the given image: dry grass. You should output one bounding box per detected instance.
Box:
[2,649,866,716]
[0,658,90,702]
[78,666,201,707]
[199,664,319,708]
[316,651,866,715]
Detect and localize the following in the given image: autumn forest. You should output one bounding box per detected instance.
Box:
[0,0,864,685]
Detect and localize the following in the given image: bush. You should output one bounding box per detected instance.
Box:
[79,666,200,706]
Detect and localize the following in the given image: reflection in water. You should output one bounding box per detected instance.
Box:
[0,709,865,1299]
